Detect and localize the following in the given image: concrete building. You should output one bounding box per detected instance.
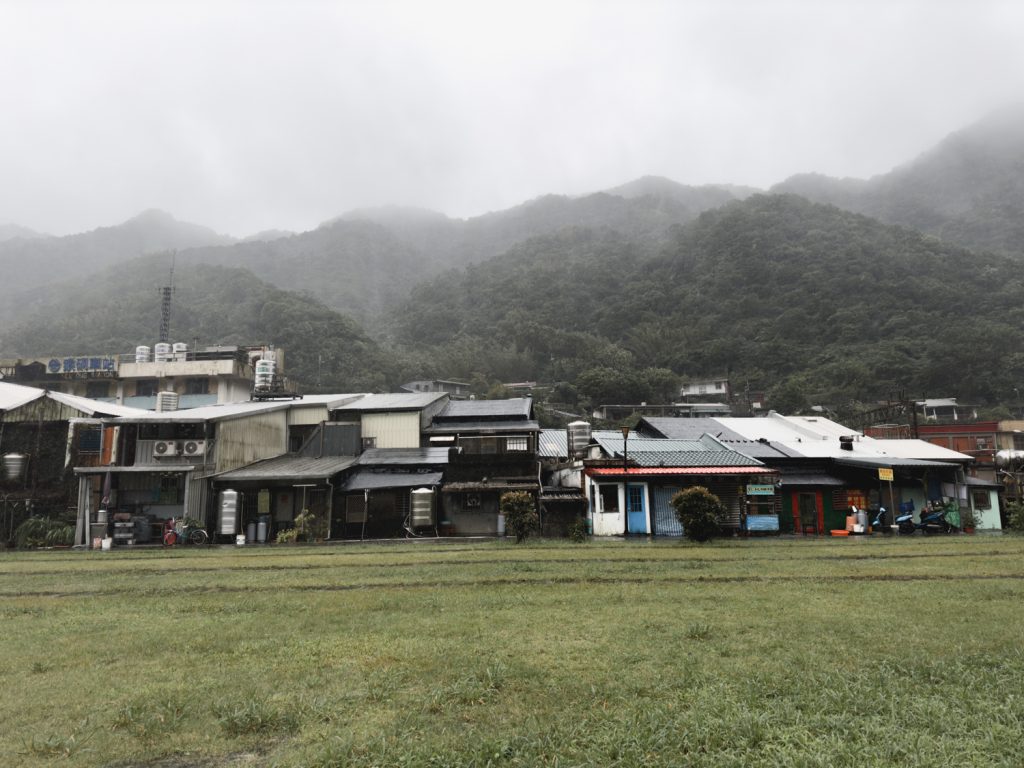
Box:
[0,344,285,410]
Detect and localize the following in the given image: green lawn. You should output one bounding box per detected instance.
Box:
[3,535,1023,767]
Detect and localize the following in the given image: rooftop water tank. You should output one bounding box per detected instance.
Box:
[134,345,152,363]
[172,342,188,361]
[255,358,276,389]
[410,488,436,527]
[567,421,592,457]
[154,342,172,362]
[3,453,27,481]
[219,489,241,535]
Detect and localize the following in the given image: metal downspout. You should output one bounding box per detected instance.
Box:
[326,474,335,539]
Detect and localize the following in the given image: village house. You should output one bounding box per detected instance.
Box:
[0,382,149,545]
[631,412,991,533]
[580,429,776,536]
[71,394,363,547]
[424,397,541,536]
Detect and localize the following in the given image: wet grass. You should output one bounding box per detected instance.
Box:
[2,535,1023,766]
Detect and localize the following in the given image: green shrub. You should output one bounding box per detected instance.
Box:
[275,528,298,544]
[1006,501,1024,532]
[567,517,588,543]
[501,491,539,543]
[294,509,327,542]
[14,517,74,549]
[670,486,725,542]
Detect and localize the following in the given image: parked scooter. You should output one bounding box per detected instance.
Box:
[897,501,954,535]
[869,506,892,533]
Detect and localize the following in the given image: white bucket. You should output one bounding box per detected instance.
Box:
[101,537,113,551]
[235,534,246,546]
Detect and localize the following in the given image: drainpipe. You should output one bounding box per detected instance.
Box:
[326,473,335,540]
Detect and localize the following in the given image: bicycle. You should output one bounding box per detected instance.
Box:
[162,516,210,546]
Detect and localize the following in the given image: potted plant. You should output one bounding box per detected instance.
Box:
[959,506,978,534]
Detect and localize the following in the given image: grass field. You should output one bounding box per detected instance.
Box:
[3,535,1024,767]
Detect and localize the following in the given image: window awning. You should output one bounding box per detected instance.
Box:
[777,473,846,487]
[342,471,443,492]
[586,466,774,477]
[834,457,959,470]
[75,465,196,474]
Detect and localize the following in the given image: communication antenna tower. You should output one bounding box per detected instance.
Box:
[158,253,176,343]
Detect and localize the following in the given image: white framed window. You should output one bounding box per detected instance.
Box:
[505,436,528,452]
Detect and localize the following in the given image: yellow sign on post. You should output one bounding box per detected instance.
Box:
[878,467,894,482]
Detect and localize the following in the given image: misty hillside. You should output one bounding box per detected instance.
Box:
[192,190,711,323]
[2,184,744,332]
[177,220,431,322]
[0,223,50,242]
[0,209,233,313]
[604,176,760,205]
[394,194,1024,406]
[0,256,395,393]
[773,107,1024,257]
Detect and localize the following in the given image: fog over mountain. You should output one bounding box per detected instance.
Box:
[2,1,1022,236]
[773,106,1024,256]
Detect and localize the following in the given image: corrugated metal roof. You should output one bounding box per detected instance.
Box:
[873,439,973,462]
[638,417,722,440]
[332,392,447,412]
[357,447,450,466]
[0,382,150,417]
[343,470,443,491]
[587,466,773,477]
[112,399,296,423]
[215,454,357,482]
[539,429,568,458]
[47,391,150,417]
[426,419,540,435]
[592,432,763,467]
[834,457,959,470]
[639,417,798,458]
[628,450,763,468]
[442,480,540,491]
[964,476,1002,489]
[292,394,367,407]
[434,398,533,420]
[0,382,47,411]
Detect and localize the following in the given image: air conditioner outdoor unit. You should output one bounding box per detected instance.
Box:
[153,440,179,457]
[182,439,208,457]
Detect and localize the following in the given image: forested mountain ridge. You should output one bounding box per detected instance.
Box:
[6,193,1023,407]
[1,256,396,393]
[394,194,1024,407]
[773,107,1024,257]
[0,209,233,322]
[1,185,745,332]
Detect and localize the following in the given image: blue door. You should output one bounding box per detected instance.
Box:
[626,484,648,534]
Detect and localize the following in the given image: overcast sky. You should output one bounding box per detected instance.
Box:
[2,0,1022,237]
